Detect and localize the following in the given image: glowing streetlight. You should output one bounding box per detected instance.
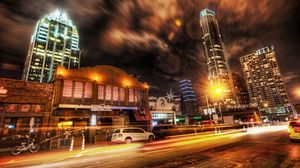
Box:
[175,19,182,27]
[294,87,300,98]
[215,88,222,94]
[210,84,226,124]
[210,84,226,98]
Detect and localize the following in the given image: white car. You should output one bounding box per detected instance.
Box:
[111,127,155,143]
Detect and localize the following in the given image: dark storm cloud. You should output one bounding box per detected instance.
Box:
[0,0,300,103]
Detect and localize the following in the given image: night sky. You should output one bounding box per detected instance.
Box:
[0,0,300,104]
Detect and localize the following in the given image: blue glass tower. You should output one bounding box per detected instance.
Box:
[179,79,199,115]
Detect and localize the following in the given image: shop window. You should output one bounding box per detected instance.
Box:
[17,118,30,129]
[140,91,146,106]
[32,104,44,112]
[84,83,92,98]
[62,80,73,97]
[119,88,125,101]
[134,90,138,102]
[19,104,31,113]
[98,85,104,100]
[129,89,134,102]
[105,85,112,100]
[74,82,83,98]
[6,104,18,112]
[135,90,142,102]
[113,87,119,101]
[6,118,17,129]
[0,103,5,112]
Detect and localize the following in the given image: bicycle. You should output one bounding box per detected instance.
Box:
[11,136,40,155]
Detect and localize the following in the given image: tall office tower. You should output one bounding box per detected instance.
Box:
[231,72,250,106]
[199,9,233,100]
[240,46,294,118]
[179,79,199,115]
[22,10,80,83]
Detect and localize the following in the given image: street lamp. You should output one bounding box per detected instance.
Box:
[205,94,213,126]
[211,85,225,124]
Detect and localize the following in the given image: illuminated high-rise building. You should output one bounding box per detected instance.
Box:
[199,9,233,99]
[179,79,199,115]
[231,72,250,106]
[22,10,80,83]
[240,46,294,117]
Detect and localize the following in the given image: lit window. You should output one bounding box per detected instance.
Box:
[105,85,112,100]
[62,80,72,97]
[98,85,104,100]
[113,87,119,101]
[135,90,141,102]
[74,82,83,98]
[119,88,125,101]
[129,89,134,102]
[84,83,92,98]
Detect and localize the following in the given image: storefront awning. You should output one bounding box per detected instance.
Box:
[134,111,152,121]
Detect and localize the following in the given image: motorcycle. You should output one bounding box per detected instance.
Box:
[11,136,40,155]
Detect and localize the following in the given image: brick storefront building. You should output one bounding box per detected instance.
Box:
[52,65,151,132]
[0,78,53,138]
[0,65,152,144]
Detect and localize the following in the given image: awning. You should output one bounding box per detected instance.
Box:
[133,111,152,121]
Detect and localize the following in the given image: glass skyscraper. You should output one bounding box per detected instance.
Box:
[199,9,233,99]
[179,79,199,115]
[22,10,80,83]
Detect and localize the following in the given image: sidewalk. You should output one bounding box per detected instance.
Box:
[0,140,112,155]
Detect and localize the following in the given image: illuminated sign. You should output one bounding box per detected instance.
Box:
[204,108,216,115]
[91,104,112,111]
[0,86,8,97]
[58,121,73,129]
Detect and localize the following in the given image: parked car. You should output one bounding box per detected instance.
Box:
[288,118,300,142]
[111,127,155,143]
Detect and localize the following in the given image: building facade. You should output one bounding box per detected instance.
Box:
[240,46,294,118]
[0,78,53,139]
[149,96,176,126]
[52,65,151,135]
[231,72,250,106]
[199,9,233,100]
[22,10,80,83]
[179,79,199,116]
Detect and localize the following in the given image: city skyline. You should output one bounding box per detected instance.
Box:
[0,0,300,104]
[0,1,300,166]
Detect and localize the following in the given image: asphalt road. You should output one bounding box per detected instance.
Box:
[0,125,299,168]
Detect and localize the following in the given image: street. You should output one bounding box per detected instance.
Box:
[0,125,299,168]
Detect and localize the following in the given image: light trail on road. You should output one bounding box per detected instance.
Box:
[0,125,291,168]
